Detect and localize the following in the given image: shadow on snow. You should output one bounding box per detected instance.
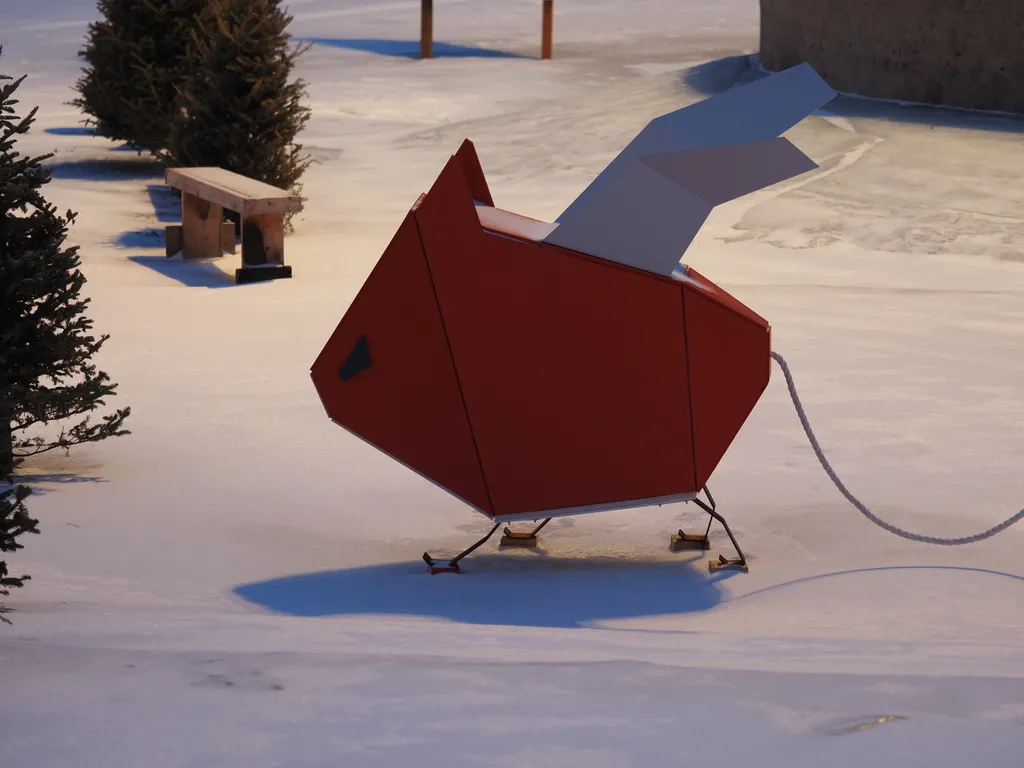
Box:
[127,255,236,289]
[682,55,1024,135]
[234,554,731,628]
[9,472,106,496]
[43,126,95,137]
[147,184,180,222]
[44,158,163,181]
[302,37,531,60]
[44,126,140,152]
[728,564,1024,604]
[235,559,1024,629]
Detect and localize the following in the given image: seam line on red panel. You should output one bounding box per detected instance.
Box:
[411,211,496,516]
[679,285,700,492]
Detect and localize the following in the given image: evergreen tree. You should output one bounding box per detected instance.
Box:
[1,47,131,479]
[0,483,37,624]
[167,0,313,197]
[71,0,210,154]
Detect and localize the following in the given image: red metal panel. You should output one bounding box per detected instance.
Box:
[415,156,696,517]
[686,267,770,329]
[454,139,494,206]
[682,273,771,489]
[310,211,492,513]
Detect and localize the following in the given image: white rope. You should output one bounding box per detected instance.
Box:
[770,351,1024,545]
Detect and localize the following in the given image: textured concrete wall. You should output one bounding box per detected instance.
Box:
[760,0,1024,114]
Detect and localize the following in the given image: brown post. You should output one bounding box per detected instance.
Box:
[541,0,553,59]
[421,0,433,59]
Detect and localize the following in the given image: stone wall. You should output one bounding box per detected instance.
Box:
[760,0,1024,114]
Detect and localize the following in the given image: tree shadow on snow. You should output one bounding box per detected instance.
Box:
[128,255,236,288]
[15,472,105,484]
[11,472,107,497]
[234,554,733,628]
[303,37,530,60]
[44,158,164,181]
[42,127,140,154]
[43,126,96,137]
[682,55,1024,135]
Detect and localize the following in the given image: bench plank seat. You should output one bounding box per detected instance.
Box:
[166,167,303,217]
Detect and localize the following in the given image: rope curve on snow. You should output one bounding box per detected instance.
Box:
[770,350,1024,545]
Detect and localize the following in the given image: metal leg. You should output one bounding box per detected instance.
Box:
[670,486,714,552]
[500,517,551,547]
[422,522,501,574]
[670,486,748,572]
[691,487,748,573]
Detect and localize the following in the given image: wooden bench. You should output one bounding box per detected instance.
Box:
[164,167,304,284]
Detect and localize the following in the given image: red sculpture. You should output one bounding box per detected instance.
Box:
[312,63,837,573]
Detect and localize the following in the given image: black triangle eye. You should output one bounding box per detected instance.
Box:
[339,336,372,381]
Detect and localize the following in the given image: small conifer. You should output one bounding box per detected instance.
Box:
[1,47,131,480]
[72,0,210,153]
[167,0,313,198]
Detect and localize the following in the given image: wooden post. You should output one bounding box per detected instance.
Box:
[420,0,433,59]
[541,0,553,59]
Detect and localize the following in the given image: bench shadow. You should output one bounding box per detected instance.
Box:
[116,228,165,249]
[303,37,531,59]
[233,554,728,628]
[128,255,235,288]
[45,158,164,181]
[128,177,236,287]
[682,55,1024,135]
[147,184,179,222]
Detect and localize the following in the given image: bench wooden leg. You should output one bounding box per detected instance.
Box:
[165,224,182,257]
[181,192,224,259]
[241,213,286,265]
[165,220,234,257]
[221,221,237,254]
[237,213,292,284]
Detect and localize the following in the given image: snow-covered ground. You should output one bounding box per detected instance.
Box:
[4,1,1024,765]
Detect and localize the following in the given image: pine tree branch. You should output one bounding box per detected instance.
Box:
[13,408,131,457]
[0,482,37,621]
